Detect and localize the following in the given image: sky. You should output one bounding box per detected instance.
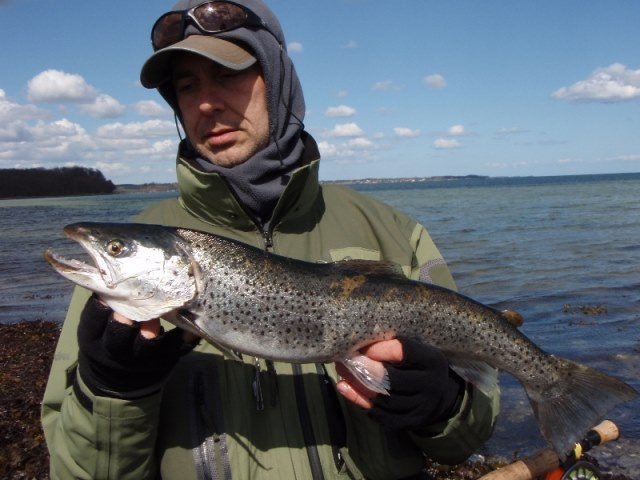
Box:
[1,0,639,184]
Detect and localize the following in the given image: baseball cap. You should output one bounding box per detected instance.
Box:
[140,34,257,88]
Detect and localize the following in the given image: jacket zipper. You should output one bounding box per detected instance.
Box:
[217,176,275,252]
[262,228,274,250]
[316,364,347,472]
[293,364,325,480]
[190,370,232,480]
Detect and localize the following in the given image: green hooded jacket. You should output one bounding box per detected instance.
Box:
[42,139,499,479]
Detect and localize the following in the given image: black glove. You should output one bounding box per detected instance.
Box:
[368,337,465,433]
[77,294,198,399]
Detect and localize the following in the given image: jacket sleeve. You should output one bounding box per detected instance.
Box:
[41,287,163,480]
[409,383,500,465]
[406,223,500,464]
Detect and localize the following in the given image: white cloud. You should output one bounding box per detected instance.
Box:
[0,92,179,181]
[151,139,177,154]
[95,161,132,174]
[394,127,421,138]
[318,137,379,163]
[433,124,472,142]
[80,94,126,118]
[324,105,356,117]
[96,119,175,138]
[433,138,462,149]
[372,80,395,91]
[288,41,303,53]
[424,74,446,89]
[94,137,149,151]
[447,124,466,136]
[0,118,93,164]
[0,120,31,142]
[341,40,358,49]
[326,122,364,137]
[347,137,374,148]
[27,69,98,103]
[29,118,87,141]
[0,118,89,150]
[318,141,337,157]
[0,89,49,122]
[135,100,170,117]
[552,63,640,103]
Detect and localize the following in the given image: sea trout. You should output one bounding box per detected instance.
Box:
[44,222,638,455]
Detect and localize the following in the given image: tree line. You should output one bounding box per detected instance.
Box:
[0,167,116,198]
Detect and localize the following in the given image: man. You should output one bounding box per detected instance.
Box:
[42,1,499,478]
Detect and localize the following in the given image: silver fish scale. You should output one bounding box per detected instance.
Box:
[177,228,560,387]
[178,230,351,361]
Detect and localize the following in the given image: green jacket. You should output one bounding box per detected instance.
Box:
[42,141,499,479]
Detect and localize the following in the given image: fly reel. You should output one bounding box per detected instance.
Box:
[560,460,602,480]
[545,460,602,480]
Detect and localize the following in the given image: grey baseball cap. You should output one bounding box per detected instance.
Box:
[140,35,257,88]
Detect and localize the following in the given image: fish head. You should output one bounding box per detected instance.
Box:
[44,222,200,321]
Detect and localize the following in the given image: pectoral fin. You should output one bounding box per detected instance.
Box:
[338,354,391,395]
[447,354,499,395]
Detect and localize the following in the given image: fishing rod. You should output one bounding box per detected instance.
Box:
[479,420,619,480]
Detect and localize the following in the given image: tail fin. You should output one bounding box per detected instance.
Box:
[524,357,638,455]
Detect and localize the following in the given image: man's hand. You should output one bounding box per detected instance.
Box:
[77,294,199,399]
[335,337,465,431]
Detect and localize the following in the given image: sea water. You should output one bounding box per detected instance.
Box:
[1,173,638,471]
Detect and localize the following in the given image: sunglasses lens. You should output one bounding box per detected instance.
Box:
[193,3,248,32]
[152,13,184,50]
[151,3,253,51]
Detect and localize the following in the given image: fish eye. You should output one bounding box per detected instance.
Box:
[106,239,125,257]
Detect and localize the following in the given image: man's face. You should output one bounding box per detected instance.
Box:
[173,53,270,167]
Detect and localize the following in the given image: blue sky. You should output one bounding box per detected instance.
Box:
[1,0,639,184]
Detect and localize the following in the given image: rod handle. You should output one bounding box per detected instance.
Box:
[591,419,619,444]
[478,449,558,480]
[478,420,619,480]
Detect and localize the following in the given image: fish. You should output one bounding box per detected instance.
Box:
[44,221,638,455]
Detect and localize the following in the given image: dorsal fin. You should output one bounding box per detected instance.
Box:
[331,259,407,280]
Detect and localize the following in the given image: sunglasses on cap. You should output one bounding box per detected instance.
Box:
[151,1,276,51]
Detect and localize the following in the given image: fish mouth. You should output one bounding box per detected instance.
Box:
[43,248,98,276]
[43,225,116,289]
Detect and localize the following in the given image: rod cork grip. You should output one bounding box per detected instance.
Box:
[478,449,559,480]
[591,420,619,444]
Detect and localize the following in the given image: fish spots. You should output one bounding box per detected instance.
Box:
[330,275,367,298]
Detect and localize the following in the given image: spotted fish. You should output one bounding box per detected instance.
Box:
[44,222,638,455]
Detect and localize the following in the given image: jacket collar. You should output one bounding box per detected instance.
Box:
[176,134,321,232]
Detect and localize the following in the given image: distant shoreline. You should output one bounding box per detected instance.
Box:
[114,174,490,194]
[325,174,489,185]
[3,171,638,198]
[115,171,640,194]
[0,167,115,199]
